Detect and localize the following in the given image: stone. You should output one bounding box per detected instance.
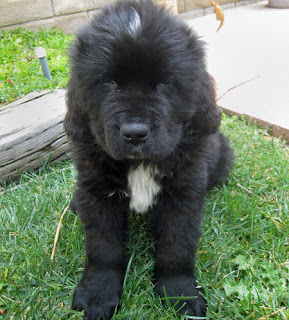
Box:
[0,0,54,27]
[2,12,89,33]
[155,0,178,13]
[177,0,186,13]
[52,0,116,16]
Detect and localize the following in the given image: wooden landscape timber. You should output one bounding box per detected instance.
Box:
[0,90,69,182]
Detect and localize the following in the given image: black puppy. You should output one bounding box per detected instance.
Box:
[64,0,234,318]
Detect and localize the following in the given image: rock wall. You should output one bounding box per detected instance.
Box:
[0,0,252,33]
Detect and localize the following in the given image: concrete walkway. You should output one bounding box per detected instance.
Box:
[186,1,289,139]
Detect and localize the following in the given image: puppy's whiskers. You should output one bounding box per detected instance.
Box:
[161,141,181,162]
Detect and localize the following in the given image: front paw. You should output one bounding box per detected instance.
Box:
[156,275,207,318]
[69,196,79,214]
[72,270,122,320]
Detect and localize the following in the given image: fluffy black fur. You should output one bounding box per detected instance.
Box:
[64,0,234,319]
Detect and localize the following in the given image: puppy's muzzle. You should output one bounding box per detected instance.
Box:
[120,123,150,145]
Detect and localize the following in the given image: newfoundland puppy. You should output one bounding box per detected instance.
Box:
[64,0,234,318]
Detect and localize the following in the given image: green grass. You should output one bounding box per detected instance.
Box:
[0,28,73,106]
[1,116,288,319]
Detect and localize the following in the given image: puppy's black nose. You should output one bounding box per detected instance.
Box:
[120,123,150,145]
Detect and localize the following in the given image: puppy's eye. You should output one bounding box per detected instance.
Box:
[157,77,170,88]
[103,78,119,90]
[157,82,166,89]
[103,78,115,85]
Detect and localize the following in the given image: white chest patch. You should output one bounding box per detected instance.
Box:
[128,8,141,34]
[127,163,161,214]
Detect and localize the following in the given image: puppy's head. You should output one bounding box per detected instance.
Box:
[65,0,220,160]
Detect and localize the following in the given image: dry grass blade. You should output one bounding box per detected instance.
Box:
[51,205,69,261]
[217,76,260,102]
[258,307,287,319]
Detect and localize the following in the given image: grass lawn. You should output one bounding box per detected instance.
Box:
[0,29,288,319]
[0,28,72,106]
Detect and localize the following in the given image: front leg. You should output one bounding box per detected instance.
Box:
[72,191,128,320]
[150,194,207,317]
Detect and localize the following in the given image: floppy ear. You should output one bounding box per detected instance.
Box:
[189,74,221,137]
[64,78,94,145]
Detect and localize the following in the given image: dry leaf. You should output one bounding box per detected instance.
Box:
[6,78,14,85]
[210,0,224,32]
